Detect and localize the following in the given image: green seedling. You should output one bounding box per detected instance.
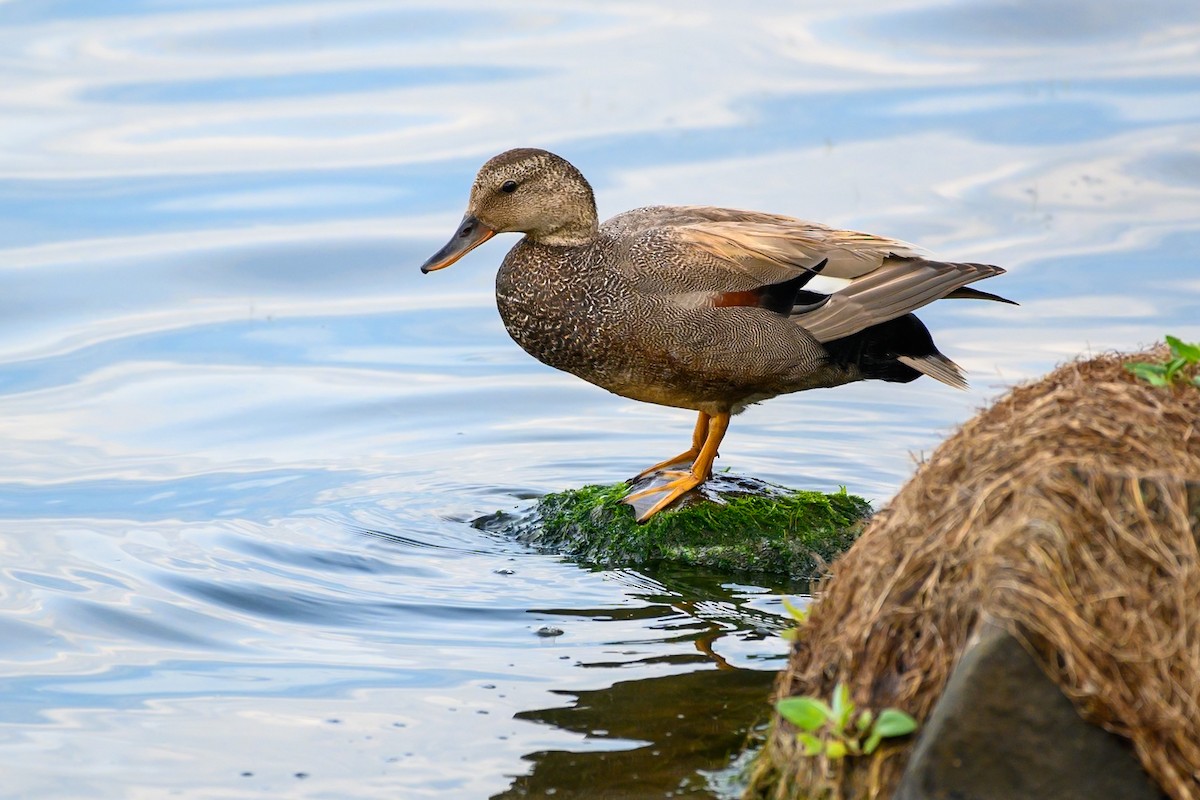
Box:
[779,596,809,642]
[775,682,918,759]
[1125,335,1200,387]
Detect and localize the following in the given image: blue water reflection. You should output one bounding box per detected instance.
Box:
[0,0,1198,798]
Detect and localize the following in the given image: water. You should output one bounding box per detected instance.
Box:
[1,2,1198,797]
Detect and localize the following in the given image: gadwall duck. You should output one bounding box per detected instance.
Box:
[421,148,1012,522]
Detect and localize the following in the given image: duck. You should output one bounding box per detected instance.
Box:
[420,148,1012,522]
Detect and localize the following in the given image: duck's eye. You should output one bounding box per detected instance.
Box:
[500,180,518,194]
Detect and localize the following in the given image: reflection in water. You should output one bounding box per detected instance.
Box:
[496,566,801,798]
[0,0,1197,797]
[498,668,776,800]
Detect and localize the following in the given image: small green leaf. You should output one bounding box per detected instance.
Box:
[1164,357,1188,380]
[1125,363,1169,386]
[855,709,873,732]
[1166,336,1200,363]
[781,596,809,623]
[825,739,848,760]
[780,627,798,642]
[863,730,882,755]
[798,733,823,756]
[776,697,833,732]
[831,683,854,731]
[873,708,919,739]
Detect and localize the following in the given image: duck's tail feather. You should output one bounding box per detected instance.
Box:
[896,353,968,390]
[795,257,1005,343]
[945,285,1018,305]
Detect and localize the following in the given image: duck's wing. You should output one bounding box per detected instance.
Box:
[606,205,932,295]
[606,206,1008,335]
[674,208,930,283]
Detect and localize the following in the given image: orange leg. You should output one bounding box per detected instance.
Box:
[624,411,730,523]
[632,411,710,480]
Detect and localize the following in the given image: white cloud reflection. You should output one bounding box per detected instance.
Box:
[1,0,1195,178]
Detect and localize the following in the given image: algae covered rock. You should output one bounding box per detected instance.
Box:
[476,473,871,577]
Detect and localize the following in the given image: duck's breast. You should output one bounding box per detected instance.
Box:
[495,238,632,385]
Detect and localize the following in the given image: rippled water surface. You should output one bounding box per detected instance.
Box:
[1,2,1198,797]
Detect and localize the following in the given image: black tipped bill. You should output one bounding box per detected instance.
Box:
[420,214,496,273]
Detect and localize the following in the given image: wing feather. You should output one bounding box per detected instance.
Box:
[796,258,1005,342]
[605,205,928,292]
[602,206,1007,340]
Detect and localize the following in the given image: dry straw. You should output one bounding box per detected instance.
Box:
[750,347,1200,799]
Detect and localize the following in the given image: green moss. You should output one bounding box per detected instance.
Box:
[480,475,871,578]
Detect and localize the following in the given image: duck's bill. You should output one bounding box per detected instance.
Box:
[419,214,496,273]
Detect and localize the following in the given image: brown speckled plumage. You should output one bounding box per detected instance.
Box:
[496,233,837,414]
[420,148,1012,520]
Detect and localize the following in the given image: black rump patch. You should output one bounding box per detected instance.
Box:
[823,313,943,383]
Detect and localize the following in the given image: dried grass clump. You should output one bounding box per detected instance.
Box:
[749,346,1200,800]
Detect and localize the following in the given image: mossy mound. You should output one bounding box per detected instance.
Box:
[476,474,871,578]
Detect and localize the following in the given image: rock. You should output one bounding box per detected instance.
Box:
[473,474,871,577]
[895,621,1166,800]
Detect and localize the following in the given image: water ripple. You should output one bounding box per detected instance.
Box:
[0,1,1197,797]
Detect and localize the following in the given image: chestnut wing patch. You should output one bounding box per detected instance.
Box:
[712,258,827,314]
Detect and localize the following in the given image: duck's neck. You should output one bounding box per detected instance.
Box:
[530,175,599,247]
[534,219,599,247]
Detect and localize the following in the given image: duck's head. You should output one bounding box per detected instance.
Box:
[420,148,599,273]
